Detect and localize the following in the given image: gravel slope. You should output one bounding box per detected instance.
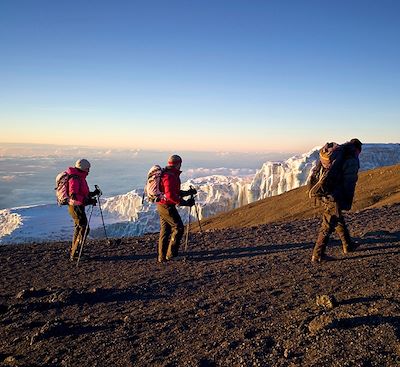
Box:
[0,204,400,366]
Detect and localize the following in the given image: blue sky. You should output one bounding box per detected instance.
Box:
[1,0,399,152]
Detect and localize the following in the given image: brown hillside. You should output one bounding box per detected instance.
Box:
[194,163,400,231]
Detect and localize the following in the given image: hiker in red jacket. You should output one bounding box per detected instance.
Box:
[156,155,196,262]
[67,159,100,261]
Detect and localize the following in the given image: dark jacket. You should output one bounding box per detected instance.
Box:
[158,166,182,206]
[332,143,360,210]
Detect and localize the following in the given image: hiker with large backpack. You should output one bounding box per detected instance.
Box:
[57,159,100,261]
[308,138,362,262]
[153,154,196,263]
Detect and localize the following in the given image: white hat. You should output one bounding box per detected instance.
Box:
[75,158,91,172]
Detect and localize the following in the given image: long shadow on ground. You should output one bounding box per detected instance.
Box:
[90,242,314,263]
[11,286,165,313]
[330,315,400,338]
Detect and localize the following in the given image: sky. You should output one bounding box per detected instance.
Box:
[1,0,399,153]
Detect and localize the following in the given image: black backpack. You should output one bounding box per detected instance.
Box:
[308,142,346,199]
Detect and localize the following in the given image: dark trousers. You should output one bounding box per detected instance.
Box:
[157,204,184,260]
[68,205,89,258]
[312,200,352,257]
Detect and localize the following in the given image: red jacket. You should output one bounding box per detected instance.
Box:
[158,166,181,205]
[66,167,90,206]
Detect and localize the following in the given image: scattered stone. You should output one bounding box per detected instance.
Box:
[30,332,40,346]
[308,315,334,334]
[123,316,132,324]
[15,290,27,299]
[3,356,16,365]
[48,290,70,304]
[316,294,337,310]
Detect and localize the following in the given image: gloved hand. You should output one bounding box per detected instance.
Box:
[86,197,97,206]
[180,198,195,207]
[188,187,197,196]
[91,188,101,197]
[180,187,197,197]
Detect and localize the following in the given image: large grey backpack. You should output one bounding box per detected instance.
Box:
[144,165,166,203]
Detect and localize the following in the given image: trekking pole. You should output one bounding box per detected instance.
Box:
[189,185,203,233]
[95,185,108,239]
[184,205,192,254]
[194,202,203,233]
[76,204,94,267]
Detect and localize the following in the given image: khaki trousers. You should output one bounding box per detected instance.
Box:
[68,205,89,258]
[157,204,184,260]
[312,200,352,257]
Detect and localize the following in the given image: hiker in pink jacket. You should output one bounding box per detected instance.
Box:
[67,159,100,261]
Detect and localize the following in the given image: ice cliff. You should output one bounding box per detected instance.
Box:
[92,143,400,238]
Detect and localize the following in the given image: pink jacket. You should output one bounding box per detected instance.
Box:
[158,167,182,205]
[66,167,90,206]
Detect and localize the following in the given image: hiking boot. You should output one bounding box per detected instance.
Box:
[166,253,179,261]
[311,254,335,263]
[311,254,321,263]
[69,251,78,261]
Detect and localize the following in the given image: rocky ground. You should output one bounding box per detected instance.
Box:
[1,204,400,367]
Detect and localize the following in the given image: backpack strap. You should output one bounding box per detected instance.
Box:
[308,165,328,199]
[67,174,81,198]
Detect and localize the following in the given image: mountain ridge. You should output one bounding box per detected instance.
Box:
[192,163,400,231]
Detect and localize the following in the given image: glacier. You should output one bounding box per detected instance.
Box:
[1,143,399,244]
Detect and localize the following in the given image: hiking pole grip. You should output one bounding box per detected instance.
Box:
[94,184,102,197]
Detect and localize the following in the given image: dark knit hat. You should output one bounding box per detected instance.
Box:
[167,154,182,166]
[350,138,363,152]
